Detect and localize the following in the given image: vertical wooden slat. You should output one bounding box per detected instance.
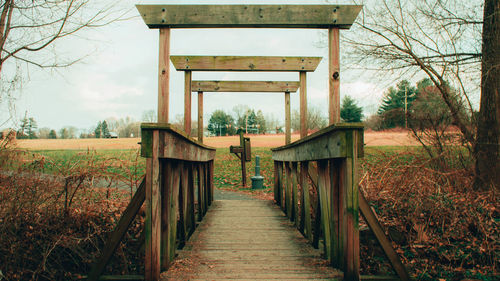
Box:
[187,164,196,236]
[204,163,209,212]
[343,130,360,280]
[284,162,292,219]
[278,162,285,211]
[160,160,172,271]
[331,159,342,268]
[198,91,204,143]
[208,160,214,205]
[299,71,307,138]
[196,164,203,221]
[168,161,181,264]
[198,164,206,216]
[273,161,281,206]
[179,162,189,247]
[328,27,340,124]
[145,130,161,281]
[291,162,299,225]
[317,160,332,262]
[300,162,312,241]
[184,71,192,136]
[285,91,291,144]
[158,28,170,123]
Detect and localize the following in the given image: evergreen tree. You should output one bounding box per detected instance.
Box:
[255,110,267,134]
[48,130,57,139]
[340,96,364,123]
[377,80,417,128]
[94,121,102,138]
[208,110,234,136]
[101,120,110,138]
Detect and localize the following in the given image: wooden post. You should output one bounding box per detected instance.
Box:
[299,71,307,138]
[198,91,203,143]
[187,164,196,236]
[285,162,293,219]
[343,130,360,281]
[285,91,291,144]
[158,28,170,123]
[329,28,340,124]
[331,159,342,268]
[184,70,192,135]
[145,130,161,280]
[179,163,189,247]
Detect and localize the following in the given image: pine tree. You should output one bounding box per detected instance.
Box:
[377,80,416,128]
[48,130,57,139]
[340,96,364,123]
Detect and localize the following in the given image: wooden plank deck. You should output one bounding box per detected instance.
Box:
[161,199,342,280]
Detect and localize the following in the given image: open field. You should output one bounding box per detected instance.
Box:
[15,130,420,150]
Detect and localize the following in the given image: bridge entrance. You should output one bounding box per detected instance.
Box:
[87,4,410,281]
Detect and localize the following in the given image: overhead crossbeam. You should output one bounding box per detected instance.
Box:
[192,81,300,93]
[171,56,322,72]
[137,5,362,29]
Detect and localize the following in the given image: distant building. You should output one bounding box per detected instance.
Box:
[108,132,118,138]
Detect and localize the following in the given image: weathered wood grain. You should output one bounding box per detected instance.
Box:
[145,131,161,281]
[161,199,343,280]
[192,80,300,92]
[137,5,362,29]
[329,28,341,124]
[285,91,291,145]
[272,123,364,162]
[171,56,322,72]
[141,123,216,161]
[197,92,203,143]
[300,162,312,242]
[184,71,192,136]
[158,28,170,123]
[300,71,308,138]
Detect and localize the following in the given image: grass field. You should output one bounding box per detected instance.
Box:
[15,130,420,150]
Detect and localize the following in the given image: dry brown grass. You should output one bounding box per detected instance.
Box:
[16,131,420,150]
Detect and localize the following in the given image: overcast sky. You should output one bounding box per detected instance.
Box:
[5,0,389,132]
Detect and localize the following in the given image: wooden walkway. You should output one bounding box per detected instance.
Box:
[161,199,342,280]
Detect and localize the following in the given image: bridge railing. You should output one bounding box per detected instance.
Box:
[141,123,215,279]
[272,123,364,280]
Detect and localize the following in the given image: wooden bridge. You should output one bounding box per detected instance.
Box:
[87,4,411,281]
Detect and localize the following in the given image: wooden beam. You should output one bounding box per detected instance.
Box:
[136,5,362,29]
[141,123,216,162]
[285,92,291,145]
[184,71,192,136]
[171,56,322,72]
[272,123,364,162]
[329,28,340,124]
[191,81,300,92]
[87,179,146,281]
[300,71,307,138]
[158,28,170,123]
[198,91,203,143]
[145,131,161,281]
[317,160,333,262]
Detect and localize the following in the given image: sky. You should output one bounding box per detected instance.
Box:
[4,0,389,132]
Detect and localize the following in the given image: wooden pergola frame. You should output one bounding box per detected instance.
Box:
[137,4,362,129]
[191,80,300,144]
[169,55,321,143]
[133,4,366,281]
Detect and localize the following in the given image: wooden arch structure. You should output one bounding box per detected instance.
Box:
[169,55,322,143]
[87,4,411,281]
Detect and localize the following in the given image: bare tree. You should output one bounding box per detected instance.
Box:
[342,0,498,191]
[0,0,128,122]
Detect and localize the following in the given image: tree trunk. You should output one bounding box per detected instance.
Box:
[474,0,500,191]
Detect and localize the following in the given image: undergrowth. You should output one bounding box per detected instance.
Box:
[0,145,145,280]
[359,148,498,280]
